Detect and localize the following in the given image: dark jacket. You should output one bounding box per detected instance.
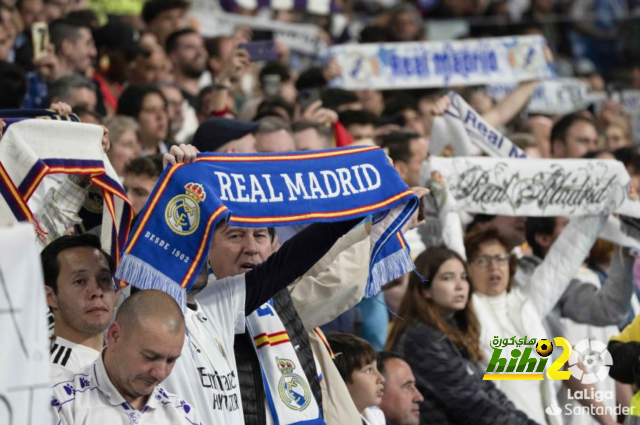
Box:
[393,320,539,425]
[235,288,322,425]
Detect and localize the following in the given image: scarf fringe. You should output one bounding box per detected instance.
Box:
[117,253,186,312]
[367,248,415,298]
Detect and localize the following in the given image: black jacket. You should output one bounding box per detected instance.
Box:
[393,320,539,425]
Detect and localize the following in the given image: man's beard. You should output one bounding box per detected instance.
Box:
[181,62,205,79]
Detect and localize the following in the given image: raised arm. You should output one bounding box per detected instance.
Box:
[520,215,607,318]
[558,247,634,326]
[244,218,361,314]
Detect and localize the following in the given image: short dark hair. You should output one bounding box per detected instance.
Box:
[117,84,167,119]
[259,62,292,86]
[41,234,114,293]
[0,60,27,108]
[49,18,89,51]
[614,146,638,167]
[321,89,359,112]
[525,217,558,258]
[165,28,197,55]
[338,110,378,128]
[550,113,596,146]
[124,156,162,179]
[377,351,405,377]
[255,97,295,122]
[48,74,96,104]
[291,119,333,142]
[326,332,377,383]
[381,131,422,163]
[142,0,189,24]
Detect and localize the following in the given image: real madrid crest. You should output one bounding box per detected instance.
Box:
[276,357,311,411]
[165,182,206,235]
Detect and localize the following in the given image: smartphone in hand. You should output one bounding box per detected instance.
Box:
[298,88,322,113]
[32,22,49,59]
[239,40,277,63]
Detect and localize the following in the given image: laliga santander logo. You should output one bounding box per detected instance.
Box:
[545,339,614,417]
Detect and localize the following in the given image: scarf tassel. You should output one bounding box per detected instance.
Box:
[117,253,187,312]
[367,247,415,298]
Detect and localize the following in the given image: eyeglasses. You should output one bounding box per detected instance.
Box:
[471,253,510,268]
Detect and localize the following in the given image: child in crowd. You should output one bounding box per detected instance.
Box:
[327,333,386,425]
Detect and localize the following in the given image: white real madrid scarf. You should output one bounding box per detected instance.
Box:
[246,299,325,425]
[0,112,132,267]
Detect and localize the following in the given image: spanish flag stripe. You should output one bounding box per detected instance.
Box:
[196,146,378,163]
[231,190,413,223]
[397,232,406,249]
[0,161,34,220]
[180,206,228,287]
[22,166,49,200]
[102,194,120,263]
[252,331,290,349]
[126,164,183,253]
[314,328,334,359]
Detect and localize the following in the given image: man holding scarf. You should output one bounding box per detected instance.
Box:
[117,143,421,425]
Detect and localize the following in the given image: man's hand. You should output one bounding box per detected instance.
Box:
[402,186,430,233]
[218,46,251,85]
[33,44,61,83]
[302,100,338,125]
[48,101,72,116]
[0,119,5,143]
[163,144,199,169]
[423,95,451,117]
[322,58,342,82]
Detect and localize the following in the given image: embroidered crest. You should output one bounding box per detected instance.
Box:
[276,357,311,411]
[83,185,103,213]
[165,183,206,235]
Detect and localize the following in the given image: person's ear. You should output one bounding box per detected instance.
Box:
[45,285,58,310]
[107,322,122,347]
[394,161,408,180]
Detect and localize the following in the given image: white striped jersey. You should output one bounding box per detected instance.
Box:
[50,336,99,378]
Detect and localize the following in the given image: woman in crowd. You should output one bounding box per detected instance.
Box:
[104,115,141,179]
[385,247,538,425]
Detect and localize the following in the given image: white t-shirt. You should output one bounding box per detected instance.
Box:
[51,353,204,425]
[50,336,100,378]
[162,274,246,425]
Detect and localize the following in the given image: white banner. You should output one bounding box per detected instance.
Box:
[0,224,53,425]
[330,35,554,90]
[487,78,590,115]
[430,92,527,158]
[426,157,640,218]
[192,10,327,56]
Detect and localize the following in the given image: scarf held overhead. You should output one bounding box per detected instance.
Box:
[0,111,132,264]
[116,146,418,307]
[330,35,554,90]
[426,157,640,218]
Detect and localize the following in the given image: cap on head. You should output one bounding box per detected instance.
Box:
[192,118,259,152]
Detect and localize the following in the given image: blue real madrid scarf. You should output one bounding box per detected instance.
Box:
[116,146,418,307]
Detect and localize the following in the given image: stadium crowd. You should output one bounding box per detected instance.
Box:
[4,0,640,424]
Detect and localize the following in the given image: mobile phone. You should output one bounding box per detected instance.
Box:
[32,22,49,59]
[298,88,322,112]
[239,40,277,62]
[263,74,281,98]
[252,29,274,42]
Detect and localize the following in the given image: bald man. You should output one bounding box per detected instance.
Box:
[50,290,204,425]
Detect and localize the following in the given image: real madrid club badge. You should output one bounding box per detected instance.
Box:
[276,357,311,411]
[165,183,206,235]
